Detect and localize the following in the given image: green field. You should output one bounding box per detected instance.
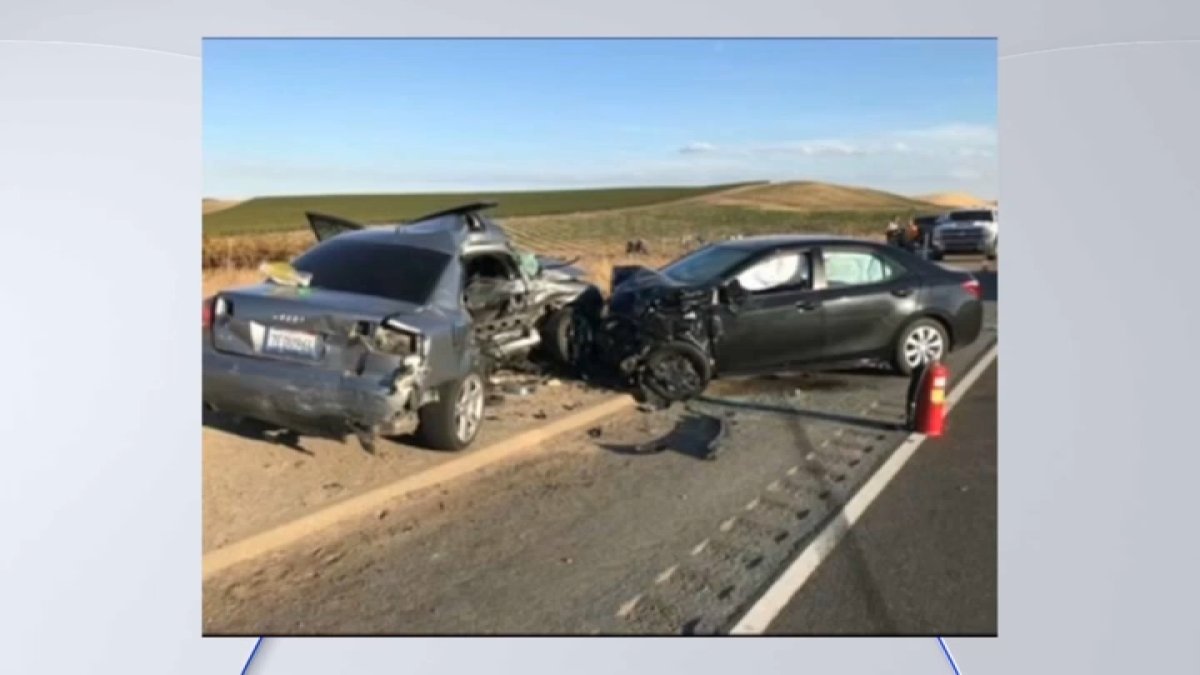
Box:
[202,183,760,236]
[506,203,907,243]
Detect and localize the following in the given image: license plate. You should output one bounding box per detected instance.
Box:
[263,327,322,359]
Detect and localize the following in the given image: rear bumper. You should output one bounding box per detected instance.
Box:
[933,231,997,254]
[949,301,985,350]
[202,343,415,436]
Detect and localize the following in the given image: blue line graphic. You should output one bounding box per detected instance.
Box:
[241,637,264,675]
[937,637,963,675]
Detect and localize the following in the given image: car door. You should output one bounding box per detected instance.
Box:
[712,247,827,374]
[815,245,920,360]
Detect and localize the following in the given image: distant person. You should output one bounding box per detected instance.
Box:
[885,216,901,246]
[905,217,921,250]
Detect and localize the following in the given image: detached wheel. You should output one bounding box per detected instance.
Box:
[893,318,948,376]
[416,369,486,451]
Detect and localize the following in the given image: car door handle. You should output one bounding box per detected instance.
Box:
[796,299,821,311]
[891,287,915,298]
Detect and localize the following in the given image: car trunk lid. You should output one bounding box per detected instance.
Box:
[207,283,425,372]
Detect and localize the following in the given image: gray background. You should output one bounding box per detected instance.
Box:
[1,2,1198,673]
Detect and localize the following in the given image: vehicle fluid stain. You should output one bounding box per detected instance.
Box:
[706,373,852,397]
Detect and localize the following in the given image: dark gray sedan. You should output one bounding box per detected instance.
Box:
[203,203,593,451]
[578,235,985,404]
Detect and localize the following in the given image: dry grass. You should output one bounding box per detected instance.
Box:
[202,198,244,215]
[915,192,991,208]
[199,191,897,298]
[202,231,313,269]
[203,267,263,298]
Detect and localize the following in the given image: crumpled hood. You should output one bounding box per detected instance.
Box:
[536,256,587,282]
[608,265,704,317]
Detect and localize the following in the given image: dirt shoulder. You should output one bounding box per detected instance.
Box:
[203,377,615,551]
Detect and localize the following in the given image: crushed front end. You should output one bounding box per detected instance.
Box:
[575,267,723,407]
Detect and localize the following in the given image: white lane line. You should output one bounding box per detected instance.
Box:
[616,594,643,619]
[655,565,679,585]
[729,343,998,635]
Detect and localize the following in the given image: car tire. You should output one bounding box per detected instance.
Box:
[892,318,949,376]
[539,305,574,366]
[930,250,944,261]
[639,340,713,403]
[416,367,486,451]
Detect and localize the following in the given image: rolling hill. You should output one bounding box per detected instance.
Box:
[914,192,992,208]
[703,181,943,213]
[202,183,761,236]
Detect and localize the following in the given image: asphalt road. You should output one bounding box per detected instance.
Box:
[203,258,997,636]
[764,360,998,635]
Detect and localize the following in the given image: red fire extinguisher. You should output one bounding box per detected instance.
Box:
[908,358,949,437]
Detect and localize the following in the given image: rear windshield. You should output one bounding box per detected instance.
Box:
[293,238,451,304]
[948,210,994,222]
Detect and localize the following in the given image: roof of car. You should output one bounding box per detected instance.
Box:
[327,204,511,254]
[719,234,885,250]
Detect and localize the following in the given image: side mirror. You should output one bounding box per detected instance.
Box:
[720,278,749,307]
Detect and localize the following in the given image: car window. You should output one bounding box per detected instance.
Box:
[293,238,451,304]
[660,245,757,285]
[822,249,903,288]
[948,210,994,222]
[735,251,810,292]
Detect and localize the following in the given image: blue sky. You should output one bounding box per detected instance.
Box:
[204,38,997,198]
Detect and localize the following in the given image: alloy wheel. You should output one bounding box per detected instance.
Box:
[903,325,945,369]
[454,374,485,442]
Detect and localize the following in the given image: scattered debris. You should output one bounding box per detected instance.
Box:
[502,383,536,397]
[635,439,671,454]
[598,412,728,460]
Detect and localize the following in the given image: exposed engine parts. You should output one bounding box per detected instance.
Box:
[571,270,723,409]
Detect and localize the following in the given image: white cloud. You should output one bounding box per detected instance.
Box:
[678,141,717,154]
[674,124,995,162]
[949,166,985,181]
[755,139,866,157]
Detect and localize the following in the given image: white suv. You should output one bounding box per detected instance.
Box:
[930,208,998,261]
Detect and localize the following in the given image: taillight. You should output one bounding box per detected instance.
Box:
[962,278,981,300]
[202,296,215,329]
